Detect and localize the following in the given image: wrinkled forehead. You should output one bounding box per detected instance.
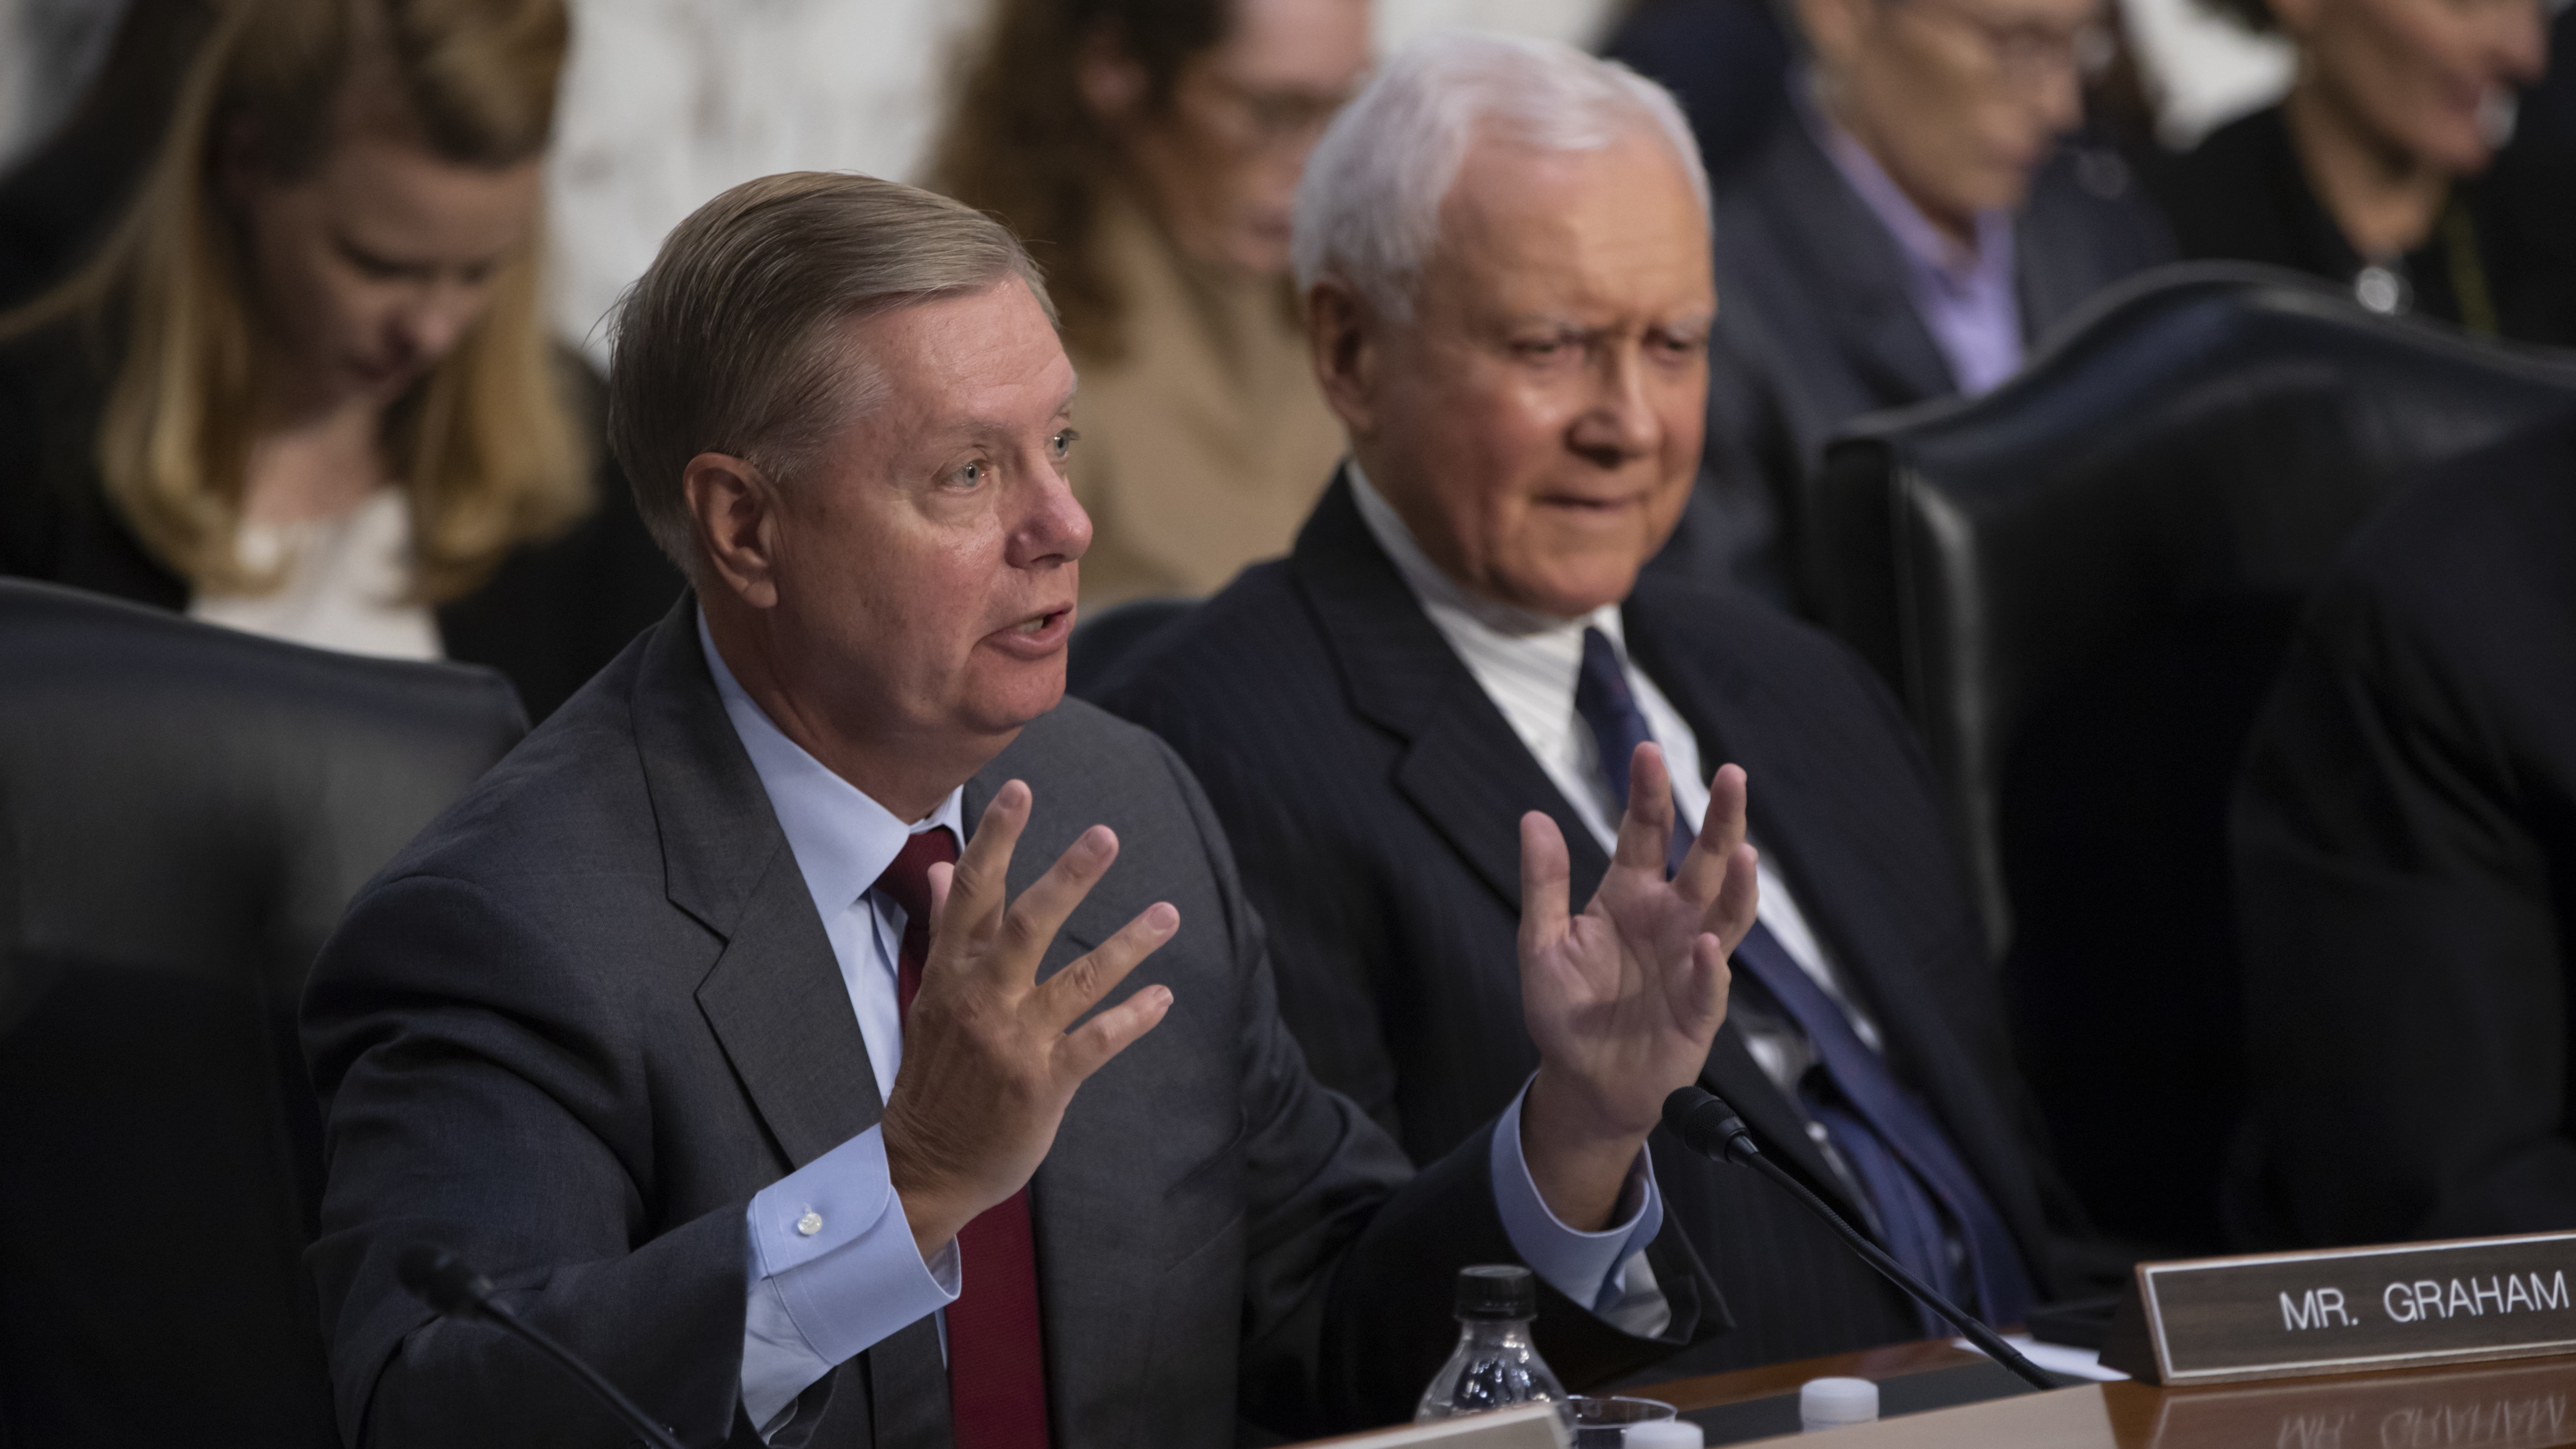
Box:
[831,281,1078,451]
[1421,129,1715,311]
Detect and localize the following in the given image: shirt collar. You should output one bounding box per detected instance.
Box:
[1798,74,2015,292]
[1346,460,1630,667]
[697,609,965,923]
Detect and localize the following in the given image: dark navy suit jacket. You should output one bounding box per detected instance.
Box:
[1098,477,2102,1373]
[1696,114,2174,606]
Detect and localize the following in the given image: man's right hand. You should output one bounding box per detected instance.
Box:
[879,779,1178,1260]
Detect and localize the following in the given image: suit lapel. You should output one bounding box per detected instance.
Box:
[1295,479,1869,1227]
[629,601,888,1170]
[1295,473,1609,908]
[1739,119,1958,417]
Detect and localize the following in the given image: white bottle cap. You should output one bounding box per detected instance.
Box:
[1800,1376,1880,1428]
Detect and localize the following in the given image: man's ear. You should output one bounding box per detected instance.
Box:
[683,452,784,610]
[1305,277,1386,442]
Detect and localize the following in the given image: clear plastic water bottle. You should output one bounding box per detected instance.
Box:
[1414,1264,1568,1422]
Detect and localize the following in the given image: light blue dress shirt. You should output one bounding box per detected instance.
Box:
[1800,77,2024,398]
[701,613,1667,1437]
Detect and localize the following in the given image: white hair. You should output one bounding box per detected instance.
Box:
[1291,30,1711,322]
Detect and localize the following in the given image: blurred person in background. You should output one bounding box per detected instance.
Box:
[928,0,1368,610]
[0,0,678,721]
[2147,0,2576,343]
[1695,0,2171,609]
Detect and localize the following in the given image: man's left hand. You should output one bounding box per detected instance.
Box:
[1517,746,1759,1230]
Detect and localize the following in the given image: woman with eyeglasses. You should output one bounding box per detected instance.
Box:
[0,0,678,721]
[1690,0,2173,608]
[2148,0,2576,342]
[928,0,1368,612]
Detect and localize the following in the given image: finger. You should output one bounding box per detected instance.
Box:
[1518,811,1572,957]
[1685,931,1732,1038]
[1032,901,1178,1030]
[945,780,1033,943]
[1674,763,1750,904]
[997,824,1120,968]
[1054,982,1175,1084]
[1611,742,1678,874]
[1704,841,1761,955]
[927,860,953,923]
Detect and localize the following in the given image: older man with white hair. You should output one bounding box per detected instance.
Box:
[1098,31,2115,1373]
[299,167,1761,1449]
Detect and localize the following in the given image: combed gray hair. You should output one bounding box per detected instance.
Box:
[1291,31,1709,322]
[607,172,1053,572]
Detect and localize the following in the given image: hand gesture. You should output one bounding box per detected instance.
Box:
[880,780,1177,1256]
[1517,747,1759,1228]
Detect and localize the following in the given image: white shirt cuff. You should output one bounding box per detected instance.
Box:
[741,1124,959,1435]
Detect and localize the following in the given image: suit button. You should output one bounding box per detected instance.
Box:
[796,1211,824,1236]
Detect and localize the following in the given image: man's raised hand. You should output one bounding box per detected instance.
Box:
[1516,747,1760,1229]
[880,780,1177,1258]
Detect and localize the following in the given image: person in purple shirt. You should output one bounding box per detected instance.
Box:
[1682,0,2171,610]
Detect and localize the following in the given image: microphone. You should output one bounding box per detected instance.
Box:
[396,1244,691,1449]
[1660,1087,2056,1392]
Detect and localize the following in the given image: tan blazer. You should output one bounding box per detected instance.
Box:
[1068,193,1345,609]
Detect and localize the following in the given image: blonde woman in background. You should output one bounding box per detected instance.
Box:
[0,0,677,720]
[930,0,1369,610]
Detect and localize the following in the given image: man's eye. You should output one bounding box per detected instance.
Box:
[1051,427,1080,460]
[953,461,987,487]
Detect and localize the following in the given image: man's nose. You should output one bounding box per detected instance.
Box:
[1008,461,1093,568]
[2032,61,2083,139]
[1571,349,1662,464]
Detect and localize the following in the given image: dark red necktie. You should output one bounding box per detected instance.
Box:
[875,826,1052,1449]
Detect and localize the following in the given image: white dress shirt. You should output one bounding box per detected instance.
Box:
[700,611,1672,1437]
[1346,466,1888,1080]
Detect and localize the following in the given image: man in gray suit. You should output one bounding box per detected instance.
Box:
[1689,0,2171,604]
[300,173,1760,1449]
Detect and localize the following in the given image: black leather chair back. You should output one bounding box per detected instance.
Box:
[1815,263,2576,1251]
[1067,596,1198,702]
[0,580,526,1448]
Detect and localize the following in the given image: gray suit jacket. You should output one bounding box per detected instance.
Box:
[1692,114,2173,606]
[301,600,1717,1449]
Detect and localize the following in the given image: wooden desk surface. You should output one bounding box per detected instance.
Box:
[1294,1342,2576,1446]
[1652,1340,2576,1447]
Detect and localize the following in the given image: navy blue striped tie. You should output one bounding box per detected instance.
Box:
[1571,625,2034,1330]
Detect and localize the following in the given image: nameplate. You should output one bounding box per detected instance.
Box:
[2100,1232,2576,1385]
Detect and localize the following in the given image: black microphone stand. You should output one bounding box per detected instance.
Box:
[398,1243,692,1449]
[1663,1088,2057,1392]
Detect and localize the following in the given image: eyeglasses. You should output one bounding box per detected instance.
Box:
[1886,0,2116,87]
[1182,69,1364,153]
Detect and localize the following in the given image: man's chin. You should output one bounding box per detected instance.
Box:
[959,666,1070,740]
[1494,558,1648,621]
